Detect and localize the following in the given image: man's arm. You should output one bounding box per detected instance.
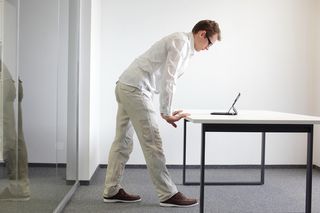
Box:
[159,37,187,121]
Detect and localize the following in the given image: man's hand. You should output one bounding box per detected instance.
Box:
[161,110,190,128]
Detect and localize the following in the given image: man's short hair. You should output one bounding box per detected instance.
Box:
[192,20,221,41]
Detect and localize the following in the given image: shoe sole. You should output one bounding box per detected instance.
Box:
[160,202,199,208]
[103,198,141,203]
[0,197,30,202]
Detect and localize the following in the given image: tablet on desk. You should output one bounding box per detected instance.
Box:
[210,111,238,115]
[210,93,241,116]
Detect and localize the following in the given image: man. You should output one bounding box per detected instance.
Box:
[0,60,31,201]
[103,20,221,207]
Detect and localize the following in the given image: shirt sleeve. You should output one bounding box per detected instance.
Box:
[159,38,187,116]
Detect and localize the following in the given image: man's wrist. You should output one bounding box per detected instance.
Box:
[161,113,170,120]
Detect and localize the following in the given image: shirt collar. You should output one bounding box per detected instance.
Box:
[187,32,195,56]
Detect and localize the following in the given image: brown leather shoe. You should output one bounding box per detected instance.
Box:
[160,192,198,207]
[103,189,141,203]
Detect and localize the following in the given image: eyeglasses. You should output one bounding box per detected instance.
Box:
[206,34,213,48]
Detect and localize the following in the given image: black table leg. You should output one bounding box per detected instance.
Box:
[261,132,266,184]
[200,124,206,213]
[183,119,187,185]
[305,126,313,213]
[183,129,266,186]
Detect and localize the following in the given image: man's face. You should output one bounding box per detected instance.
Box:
[194,31,219,52]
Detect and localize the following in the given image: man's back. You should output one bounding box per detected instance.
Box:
[119,32,194,94]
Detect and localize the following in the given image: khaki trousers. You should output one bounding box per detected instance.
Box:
[103,82,178,202]
[1,73,30,196]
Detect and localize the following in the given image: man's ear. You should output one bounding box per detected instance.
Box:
[198,30,206,38]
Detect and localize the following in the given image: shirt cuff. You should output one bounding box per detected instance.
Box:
[160,107,172,116]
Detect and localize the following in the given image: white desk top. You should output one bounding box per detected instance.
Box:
[185,110,320,124]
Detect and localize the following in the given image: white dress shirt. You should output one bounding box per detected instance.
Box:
[119,32,195,116]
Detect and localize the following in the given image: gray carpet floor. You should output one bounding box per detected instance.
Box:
[63,168,320,213]
[0,167,72,213]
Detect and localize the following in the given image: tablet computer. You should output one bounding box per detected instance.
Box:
[210,93,241,116]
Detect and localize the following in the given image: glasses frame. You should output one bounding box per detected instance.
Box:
[206,33,213,48]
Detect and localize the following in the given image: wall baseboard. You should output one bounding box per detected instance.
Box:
[1,162,319,170]
[99,164,320,170]
[0,162,67,168]
[79,165,100,186]
[1,163,319,186]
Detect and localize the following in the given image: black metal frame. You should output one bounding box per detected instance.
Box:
[183,119,266,185]
[183,119,314,213]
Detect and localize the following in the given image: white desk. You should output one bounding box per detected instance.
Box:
[183,110,320,213]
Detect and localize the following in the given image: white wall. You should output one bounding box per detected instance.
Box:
[15,0,101,181]
[0,0,3,160]
[78,0,92,180]
[19,0,68,163]
[73,0,102,182]
[98,0,319,166]
[76,0,103,181]
[314,0,320,165]
[67,0,79,181]
[56,0,69,163]
[89,0,101,177]
[3,0,18,78]
[0,0,3,43]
